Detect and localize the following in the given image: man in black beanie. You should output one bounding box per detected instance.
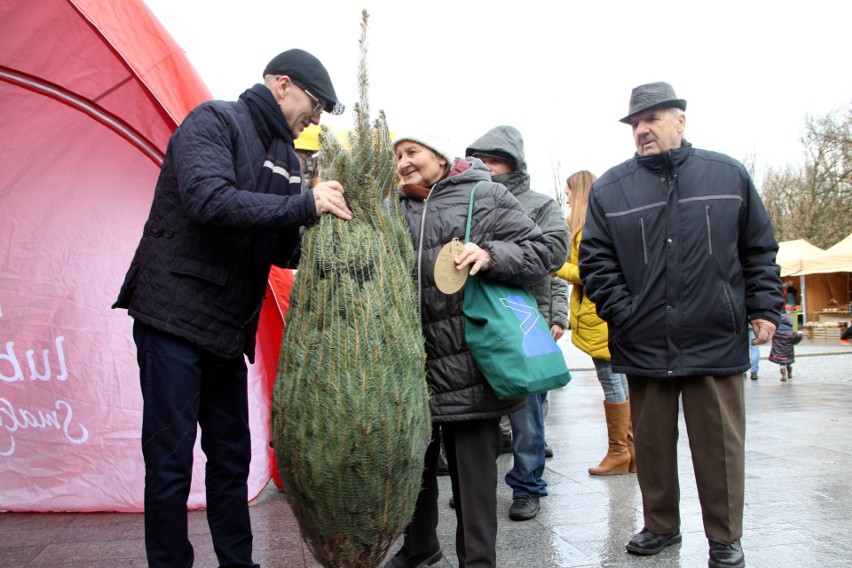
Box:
[113,48,351,568]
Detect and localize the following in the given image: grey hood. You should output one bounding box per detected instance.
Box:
[465,124,528,174]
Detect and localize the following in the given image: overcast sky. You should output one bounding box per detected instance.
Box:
[144,0,850,195]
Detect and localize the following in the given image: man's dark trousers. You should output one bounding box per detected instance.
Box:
[134,321,258,568]
[628,373,745,544]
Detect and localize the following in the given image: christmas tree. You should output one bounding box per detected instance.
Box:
[272,11,431,568]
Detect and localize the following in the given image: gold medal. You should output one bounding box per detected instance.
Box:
[434,238,469,294]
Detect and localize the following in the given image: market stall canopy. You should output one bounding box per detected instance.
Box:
[0,0,272,512]
[791,232,852,275]
[776,239,825,276]
[0,0,211,163]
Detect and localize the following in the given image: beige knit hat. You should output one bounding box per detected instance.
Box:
[392,129,455,164]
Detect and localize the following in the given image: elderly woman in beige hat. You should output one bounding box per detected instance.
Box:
[383,130,550,568]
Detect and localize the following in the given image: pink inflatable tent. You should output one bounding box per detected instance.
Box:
[0,0,277,511]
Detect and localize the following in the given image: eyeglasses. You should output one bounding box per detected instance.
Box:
[293,81,325,116]
[274,76,325,116]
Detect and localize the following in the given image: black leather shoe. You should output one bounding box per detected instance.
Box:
[708,539,745,568]
[448,495,455,509]
[509,495,540,520]
[544,442,554,458]
[625,527,682,555]
[382,548,443,568]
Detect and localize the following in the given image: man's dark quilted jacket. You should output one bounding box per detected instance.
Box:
[113,97,317,361]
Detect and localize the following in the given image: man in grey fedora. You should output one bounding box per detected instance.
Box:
[579,81,782,568]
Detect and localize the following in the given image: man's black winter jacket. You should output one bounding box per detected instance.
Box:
[579,142,782,377]
[113,97,317,361]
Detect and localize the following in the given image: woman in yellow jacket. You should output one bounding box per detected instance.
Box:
[555,170,635,475]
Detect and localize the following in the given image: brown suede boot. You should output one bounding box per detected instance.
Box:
[589,400,631,475]
[626,403,636,473]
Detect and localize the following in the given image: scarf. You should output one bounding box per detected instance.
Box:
[239,83,304,197]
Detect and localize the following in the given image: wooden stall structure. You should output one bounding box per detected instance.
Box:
[788,233,852,336]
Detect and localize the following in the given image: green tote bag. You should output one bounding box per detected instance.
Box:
[462,182,572,400]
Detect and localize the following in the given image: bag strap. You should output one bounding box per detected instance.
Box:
[464,180,487,243]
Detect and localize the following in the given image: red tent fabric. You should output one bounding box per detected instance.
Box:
[258,268,297,491]
[0,0,273,511]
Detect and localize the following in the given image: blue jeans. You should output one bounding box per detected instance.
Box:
[505,392,548,497]
[748,328,760,373]
[593,358,628,403]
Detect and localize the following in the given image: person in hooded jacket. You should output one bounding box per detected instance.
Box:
[112,49,351,568]
[555,170,635,476]
[579,82,782,568]
[768,313,803,381]
[842,303,852,345]
[465,125,570,521]
[385,129,551,568]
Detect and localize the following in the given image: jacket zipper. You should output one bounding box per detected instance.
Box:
[722,284,737,333]
[705,206,713,255]
[640,218,648,264]
[416,189,434,308]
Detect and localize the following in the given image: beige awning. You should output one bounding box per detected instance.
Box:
[776,238,824,276]
[790,232,852,275]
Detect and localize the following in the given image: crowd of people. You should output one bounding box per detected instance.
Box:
[113,45,784,568]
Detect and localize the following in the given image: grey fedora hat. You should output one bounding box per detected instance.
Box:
[620,81,687,124]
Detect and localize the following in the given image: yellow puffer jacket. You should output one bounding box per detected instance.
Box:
[555,229,611,360]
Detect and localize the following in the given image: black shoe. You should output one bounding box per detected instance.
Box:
[625,528,682,555]
[500,432,513,454]
[708,539,745,568]
[508,495,540,521]
[750,371,758,380]
[382,548,443,568]
[544,442,554,458]
[448,495,455,509]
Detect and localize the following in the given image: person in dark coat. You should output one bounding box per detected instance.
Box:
[769,314,804,380]
[842,303,852,345]
[465,125,570,521]
[384,128,551,568]
[112,49,351,568]
[579,82,782,568]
